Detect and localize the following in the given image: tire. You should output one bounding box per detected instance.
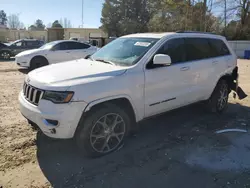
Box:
[206,79,229,113]
[29,56,48,70]
[75,103,131,157]
[0,51,11,60]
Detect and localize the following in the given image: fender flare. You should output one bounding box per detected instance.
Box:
[84,95,140,121]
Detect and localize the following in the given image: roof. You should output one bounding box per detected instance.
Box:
[121,32,225,39]
[122,32,175,39]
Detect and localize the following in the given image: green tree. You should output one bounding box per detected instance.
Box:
[35,19,45,30]
[29,19,45,30]
[0,10,7,25]
[52,20,63,28]
[101,0,151,36]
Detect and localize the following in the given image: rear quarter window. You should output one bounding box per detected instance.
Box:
[208,39,230,57]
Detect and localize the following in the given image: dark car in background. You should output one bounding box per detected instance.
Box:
[0,39,44,60]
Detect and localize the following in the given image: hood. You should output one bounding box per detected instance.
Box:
[27,59,127,89]
[16,48,44,56]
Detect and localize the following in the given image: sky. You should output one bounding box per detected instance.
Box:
[1,0,104,28]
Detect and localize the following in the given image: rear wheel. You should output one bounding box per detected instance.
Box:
[0,51,11,60]
[206,79,229,113]
[30,56,48,70]
[75,103,131,157]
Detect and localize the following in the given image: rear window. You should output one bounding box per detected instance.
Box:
[209,39,230,57]
[185,38,212,61]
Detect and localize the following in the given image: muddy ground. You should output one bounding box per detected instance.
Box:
[0,60,250,188]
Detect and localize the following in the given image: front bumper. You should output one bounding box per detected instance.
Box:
[15,56,30,67]
[19,92,87,139]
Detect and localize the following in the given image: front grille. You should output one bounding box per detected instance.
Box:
[23,83,44,106]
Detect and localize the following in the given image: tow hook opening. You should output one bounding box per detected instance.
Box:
[50,128,56,134]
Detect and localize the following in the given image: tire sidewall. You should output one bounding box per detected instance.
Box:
[76,104,131,157]
[30,57,48,70]
[209,79,229,113]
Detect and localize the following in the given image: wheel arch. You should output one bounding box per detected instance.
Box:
[84,95,139,122]
[30,55,49,64]
[209,73,233,99]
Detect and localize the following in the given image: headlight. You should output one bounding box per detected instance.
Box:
[42,91,74,103]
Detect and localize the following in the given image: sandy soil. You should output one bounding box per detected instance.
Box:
[0,60,250,188]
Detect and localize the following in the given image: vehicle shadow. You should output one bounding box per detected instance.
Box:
[18,68,30,74]
[36,101,250,187]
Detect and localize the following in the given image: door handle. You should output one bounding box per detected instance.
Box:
[212,61,218,65]
[180,66,190,71]
[66,51,70,53]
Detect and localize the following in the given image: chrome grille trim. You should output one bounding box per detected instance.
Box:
[23,82,44,106]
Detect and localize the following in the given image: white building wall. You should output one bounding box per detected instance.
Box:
[228,41,250,58]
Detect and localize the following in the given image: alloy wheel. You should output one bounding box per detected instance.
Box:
[1,52,10,60]
[90,113,126,153]
[217,83,228,110]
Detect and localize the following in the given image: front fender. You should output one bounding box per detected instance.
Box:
[84,94,140,122]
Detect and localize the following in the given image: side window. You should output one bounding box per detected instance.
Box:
[185,38,212,61]
[78,42,91,49]
[14,41,22,47]
[66,42,79,50]
[209,39,230,57]
[67,42,91,50]
[53,42,68,50]
[25,41,37,47]
[157,38,186,64]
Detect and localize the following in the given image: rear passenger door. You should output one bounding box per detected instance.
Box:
[67,42,92,60]
[199,38,233,99]
[184,37,217,101]
[47,42,73,64]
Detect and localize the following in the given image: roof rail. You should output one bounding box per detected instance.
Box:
[176,31,217,35]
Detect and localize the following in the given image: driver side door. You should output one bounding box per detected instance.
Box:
[11,41,25,56]
[144,38,196,117]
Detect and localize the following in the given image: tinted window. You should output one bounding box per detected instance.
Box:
[25,41,39,47]
[209,39,230,57]
[14,41,22,47]
[157,38,186,64]
[53,42,68,50]
[185,38,212,61]
[0,43,6,48]
[77,42,90,49]
[66,42,90,50]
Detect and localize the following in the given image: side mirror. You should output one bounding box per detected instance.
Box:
[153,54,171,66]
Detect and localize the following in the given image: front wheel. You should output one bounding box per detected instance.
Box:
[206,79,229,113]
[0,51,11,60]
[29,56,48,70]
[75,103,131,157]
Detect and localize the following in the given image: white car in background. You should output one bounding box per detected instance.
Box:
[15,40,98,70]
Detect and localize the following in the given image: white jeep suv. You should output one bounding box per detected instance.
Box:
[19,32,240,157]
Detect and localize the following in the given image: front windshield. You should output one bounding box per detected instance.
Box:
[39,41,59,50]
[91,37,159,66]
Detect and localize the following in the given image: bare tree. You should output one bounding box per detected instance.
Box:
[7,14,24,29]
[59,18,72,28]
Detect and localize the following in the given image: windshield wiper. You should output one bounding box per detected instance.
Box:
[95,59,116,65]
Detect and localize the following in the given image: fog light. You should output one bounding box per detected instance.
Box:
[43,119,59,126]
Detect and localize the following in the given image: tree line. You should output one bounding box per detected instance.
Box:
[0,10,72,30]
[100,0,250,40]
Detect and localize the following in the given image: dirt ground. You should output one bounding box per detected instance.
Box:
[0,60,250,188]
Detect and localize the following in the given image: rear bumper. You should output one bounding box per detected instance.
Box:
[230,66,247,100]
